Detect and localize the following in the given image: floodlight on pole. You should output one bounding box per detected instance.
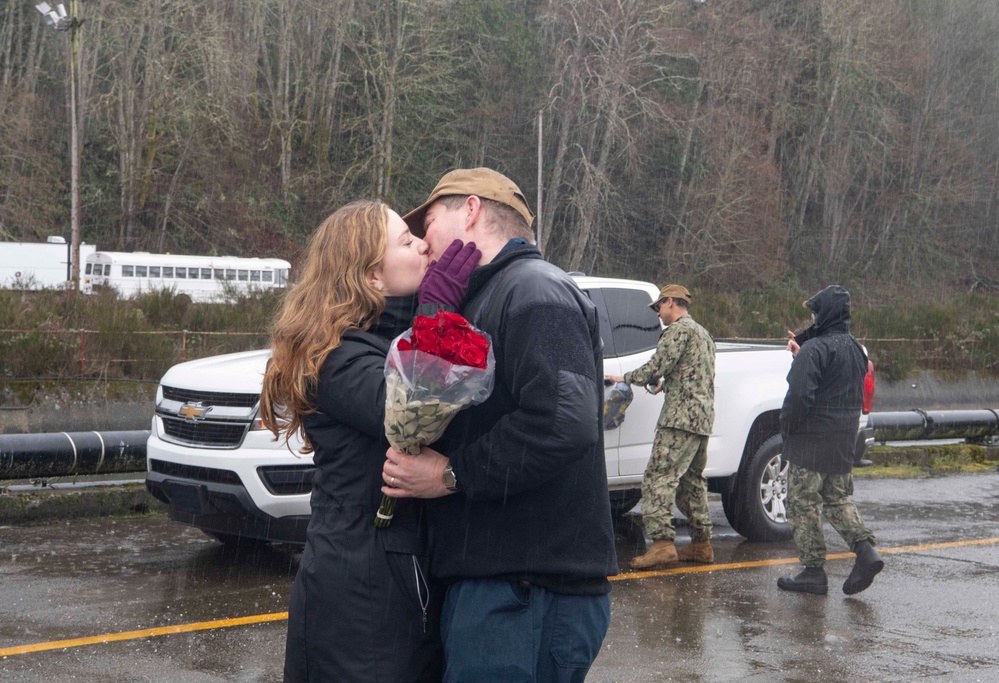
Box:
[35,0,83,291]
[36,2,72,30]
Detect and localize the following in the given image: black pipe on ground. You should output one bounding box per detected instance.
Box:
[2,410,998,481]
[0,430,150,479]
[869,409,999,442]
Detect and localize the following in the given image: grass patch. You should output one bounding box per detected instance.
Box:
[854,443,999,478]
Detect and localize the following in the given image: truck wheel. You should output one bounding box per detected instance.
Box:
[721,435,793,542]
[609,489,642,518]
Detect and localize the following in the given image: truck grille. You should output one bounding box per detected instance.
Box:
[162,385,259,408]
[160,416,249,448]
[149,459,242,486]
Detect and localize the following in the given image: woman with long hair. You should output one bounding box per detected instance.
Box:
[261,201,446,682]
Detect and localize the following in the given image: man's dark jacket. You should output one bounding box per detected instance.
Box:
[427,241,618,595]
[780,285,867,474]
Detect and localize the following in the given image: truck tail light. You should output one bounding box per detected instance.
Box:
[862,360,875,414]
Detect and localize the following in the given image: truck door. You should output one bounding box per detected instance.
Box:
[583,288,620,476]
[598,287,664,477]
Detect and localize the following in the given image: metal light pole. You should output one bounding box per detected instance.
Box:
[35,1,82,292]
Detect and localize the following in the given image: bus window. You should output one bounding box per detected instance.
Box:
[262,271,273,282]
[136,266,148,277]
[226,269,236,280]
[214,269,224,280]
[176,267,187,279]
[238,270,248,281]
[150,266,161,278]
[104,265,111,276]
[277,269,289,285]
[163,267,173,278]
[85,263,93,275]
[123,266,134,277]
[200,268,210,279]
[250,270,261,282]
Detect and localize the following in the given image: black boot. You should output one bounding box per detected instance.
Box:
[777,567,828,595]
[843,540,884,595]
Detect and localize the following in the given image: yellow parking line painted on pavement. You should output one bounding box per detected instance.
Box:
[0,612,288,657]
[611,536,999,581]
[2,537,997,658]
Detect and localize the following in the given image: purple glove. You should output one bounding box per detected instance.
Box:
[418,239,481,308]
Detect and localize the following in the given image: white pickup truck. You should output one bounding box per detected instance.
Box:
[145,275,875,546]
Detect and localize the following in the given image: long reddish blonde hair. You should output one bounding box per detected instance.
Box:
[260,201,388,452]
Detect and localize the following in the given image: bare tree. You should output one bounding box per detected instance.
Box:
[540,0,690,273]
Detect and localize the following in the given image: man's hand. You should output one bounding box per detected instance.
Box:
[382,445,453,499]
[646,379,663,395]
[786,330,800,357]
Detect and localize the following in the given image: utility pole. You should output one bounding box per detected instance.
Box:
[536,109,543,254]
[35,1,83,292]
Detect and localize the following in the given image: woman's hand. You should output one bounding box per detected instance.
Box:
[417,239,481,309]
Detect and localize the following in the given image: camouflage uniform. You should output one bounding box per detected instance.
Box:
[625,315,716,542]
[787,464,875,568]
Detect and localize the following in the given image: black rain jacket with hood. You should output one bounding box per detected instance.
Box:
[779,285,867,474]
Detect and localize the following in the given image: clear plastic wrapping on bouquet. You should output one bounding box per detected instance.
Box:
[376,314,494,527]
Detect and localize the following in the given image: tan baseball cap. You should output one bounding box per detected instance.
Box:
[649,284,692,309]
[403,167,535,237]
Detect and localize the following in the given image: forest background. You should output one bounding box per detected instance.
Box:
[2,0,999,383]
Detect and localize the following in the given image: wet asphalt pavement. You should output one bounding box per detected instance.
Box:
[1,472,997,682]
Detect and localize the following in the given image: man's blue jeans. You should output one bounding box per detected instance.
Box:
[440,578,611,682]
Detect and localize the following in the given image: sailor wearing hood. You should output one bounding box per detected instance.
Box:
[777,285,885,596]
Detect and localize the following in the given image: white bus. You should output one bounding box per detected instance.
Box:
[82,252,291,303]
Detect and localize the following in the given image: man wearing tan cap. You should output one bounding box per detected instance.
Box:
[606,284,717,569]
[382,168,616,680]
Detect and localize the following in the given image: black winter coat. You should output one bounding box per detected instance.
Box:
[283,296,443,683]
[780,285,867,474]
[426,241,618,595]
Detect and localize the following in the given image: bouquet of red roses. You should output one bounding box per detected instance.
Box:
[375,310,494,527]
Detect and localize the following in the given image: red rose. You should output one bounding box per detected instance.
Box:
[404,311,489,369]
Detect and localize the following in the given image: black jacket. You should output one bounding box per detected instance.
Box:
[780,285,867,474]
[427,241,618,595]
[284,296,442,683]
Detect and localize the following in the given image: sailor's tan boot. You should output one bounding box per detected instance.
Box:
[629,540,678,569]
[676,540,714,564]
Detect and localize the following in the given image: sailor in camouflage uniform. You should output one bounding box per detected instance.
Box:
[777,285,884,596]
[606,284,717,569]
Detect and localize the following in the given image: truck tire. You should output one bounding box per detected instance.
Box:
[720,435,793,542]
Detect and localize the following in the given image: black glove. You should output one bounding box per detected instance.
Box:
[418,239,481,309]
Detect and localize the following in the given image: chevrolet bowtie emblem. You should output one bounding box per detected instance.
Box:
[178,401,212,422]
